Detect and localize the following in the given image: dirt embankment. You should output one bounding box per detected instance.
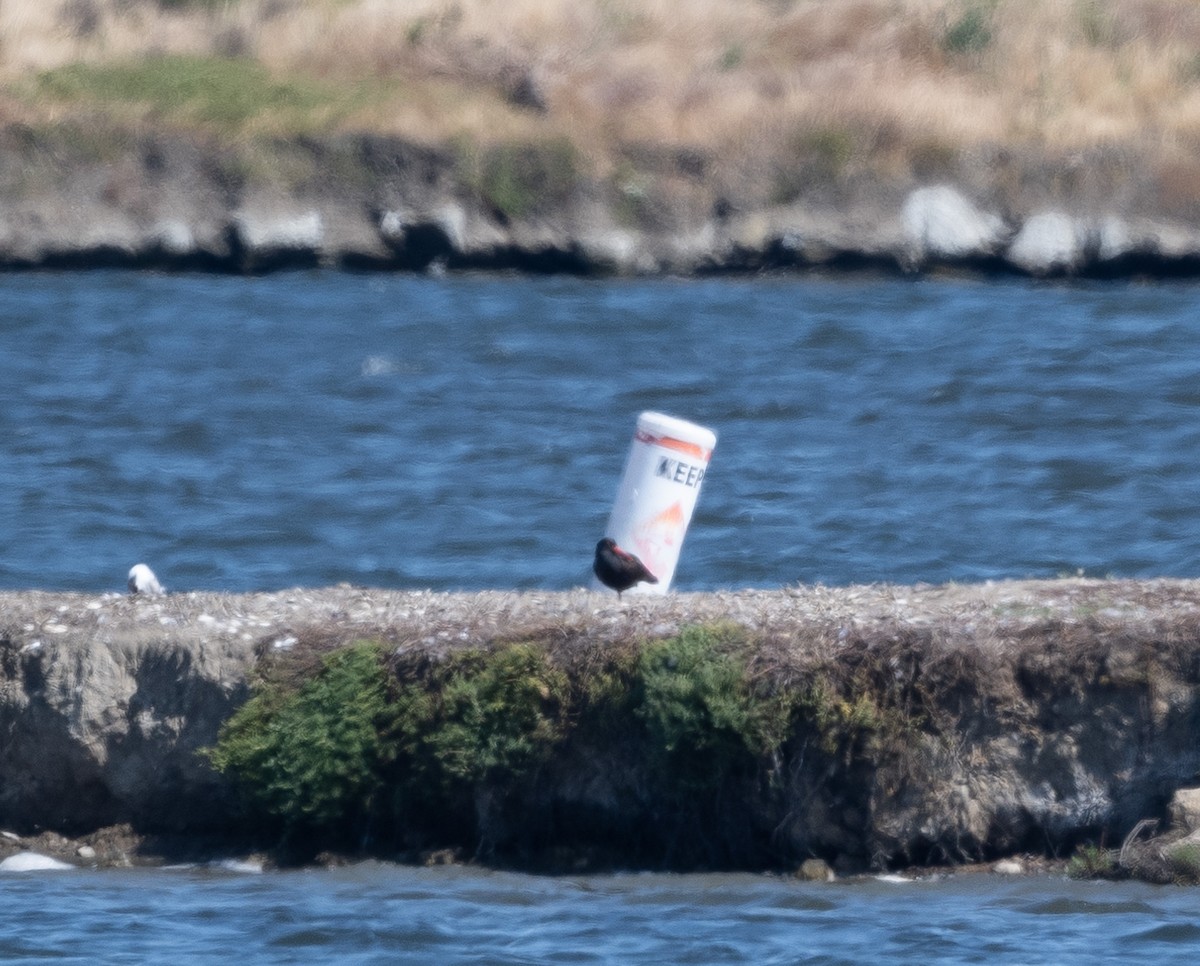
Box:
[2,579,1199,873]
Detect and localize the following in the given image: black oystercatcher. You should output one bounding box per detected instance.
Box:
[593,538,658,598]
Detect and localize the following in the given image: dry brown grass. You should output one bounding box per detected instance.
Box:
[4,0,1200,177]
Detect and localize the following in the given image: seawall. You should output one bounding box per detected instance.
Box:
[2,579,1199,871]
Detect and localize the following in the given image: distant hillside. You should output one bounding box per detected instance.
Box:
[2,0,1200,275]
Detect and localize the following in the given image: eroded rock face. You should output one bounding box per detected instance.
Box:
[1,581,1199,870]
[0,597,256,833]
[3,128,1200,278]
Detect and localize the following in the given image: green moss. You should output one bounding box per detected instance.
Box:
[1167,841,1200,883]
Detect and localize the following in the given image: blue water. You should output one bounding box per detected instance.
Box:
[4,271,1200,593]
[6,271,1200,959]
[1,864,1197,965]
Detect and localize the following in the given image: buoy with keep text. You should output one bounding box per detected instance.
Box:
[595,411,716,594]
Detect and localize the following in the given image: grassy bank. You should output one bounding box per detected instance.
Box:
[5,0,1200,213]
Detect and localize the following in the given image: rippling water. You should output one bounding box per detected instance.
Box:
[6,271,1200,958]
[4,271,1200,592]
[2,864,1198,965]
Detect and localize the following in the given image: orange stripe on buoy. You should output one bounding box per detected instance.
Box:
[635,430,712,462]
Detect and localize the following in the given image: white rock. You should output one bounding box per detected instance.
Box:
[1095,215,1133,262]
[993,858,1024,875]
[233,210,323,253]
[379,209,406,243]
[1169,787,1200,832]
[151,219,196,256]
[0,852,75,872]
[1006,211,1085,275]
[902,186,1007,264]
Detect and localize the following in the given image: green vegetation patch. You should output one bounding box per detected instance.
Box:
[205,625,880,862]
[1066,842,1116,879]
[28,55,360,135]
[941,1,995,56]
[209,638,574,851]
[457,137,581,223]
[637,624,795,786]
[394,643,569,789]
[208,640,395,837]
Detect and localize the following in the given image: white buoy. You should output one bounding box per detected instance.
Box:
[596,411,716,594]
[127,563,164,595]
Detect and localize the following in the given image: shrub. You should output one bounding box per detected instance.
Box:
[799,677,881,757]
[771,125,857,203]
[395,643,569,789]
[636,624,794,788]
[208,641,394,838]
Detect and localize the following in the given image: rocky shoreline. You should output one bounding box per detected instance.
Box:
[5,129,1200,279]
[3,579,1200,878]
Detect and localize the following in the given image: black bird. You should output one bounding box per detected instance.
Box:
[593,537,658,598]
